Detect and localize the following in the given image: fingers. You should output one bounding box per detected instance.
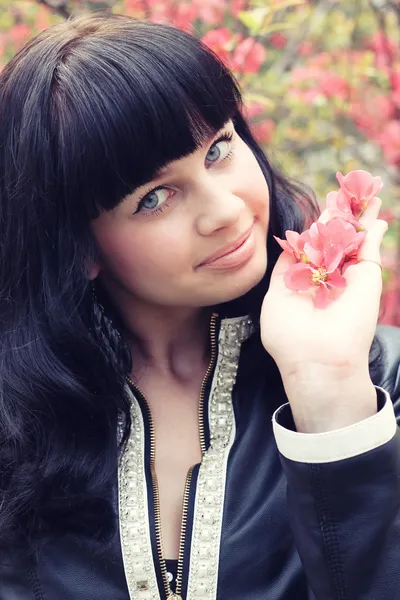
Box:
[358,196,381,229]
[270,250,296,279]
[344,218,388,295]
[357,218,388,263]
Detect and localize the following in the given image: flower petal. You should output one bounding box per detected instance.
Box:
[337,170,383,206]
[317,208,332,224]
[326,190,351,214]
[273,235,293,254]
[372,176,383,196]
[303,242,322,267]
[314,284,332,309]
[284,263,312,291]
[327,268,347,289]
[285,230,301,248]
[325,246,345,272]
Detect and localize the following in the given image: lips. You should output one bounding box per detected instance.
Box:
[198,225,254,267]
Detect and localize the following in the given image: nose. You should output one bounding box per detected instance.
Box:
[195,180,247,237]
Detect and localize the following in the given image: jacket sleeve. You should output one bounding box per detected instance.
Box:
[272,326,400,600]
[0,561,35,600]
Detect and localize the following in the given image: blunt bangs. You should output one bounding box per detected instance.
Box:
[49,16,242,220]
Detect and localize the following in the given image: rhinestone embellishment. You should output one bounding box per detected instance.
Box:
[186,317,253,599]
[118,389,160,600]
[118,316,253,600]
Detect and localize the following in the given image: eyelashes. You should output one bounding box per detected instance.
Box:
[133,130,236,216]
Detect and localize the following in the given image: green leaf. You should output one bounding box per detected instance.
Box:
[238,8,270,35]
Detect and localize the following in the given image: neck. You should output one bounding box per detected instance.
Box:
[103,288,214,382]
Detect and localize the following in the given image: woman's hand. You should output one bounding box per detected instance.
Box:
[260,197,388,433]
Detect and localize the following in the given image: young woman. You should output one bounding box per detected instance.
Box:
[0,12,399,600]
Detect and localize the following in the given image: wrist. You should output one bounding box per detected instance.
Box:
[281,363,378,433]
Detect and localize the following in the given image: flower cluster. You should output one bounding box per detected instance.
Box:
[274,170,383,309]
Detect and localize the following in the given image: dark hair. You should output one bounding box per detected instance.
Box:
[0,13,318,557]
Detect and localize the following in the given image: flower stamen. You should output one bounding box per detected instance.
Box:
[311,267,328,285]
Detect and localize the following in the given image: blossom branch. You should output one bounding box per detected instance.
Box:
[36,0,71,19]
[271,0,334,78]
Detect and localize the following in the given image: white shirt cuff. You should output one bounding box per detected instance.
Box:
[272,386,397,464]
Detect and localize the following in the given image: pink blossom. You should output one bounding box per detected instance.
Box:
[369,32,398,69]
[284,262,346,309]
[324,191,363,230]
[276,220,365,270]
[251,119,276,143]
[278,169,384,308]
[378,121,400,166]
[244,101,265,120]
[201,28,233,65]
[290,67,350,100]
[273,230,311,262]
[305,220,366,269]
[391,68,400,91]
[336,170,383,217]
[231,38,266,74]
[392,89,400,110]
[277,218,366,308]
[193,0,225,25]
[298,41,314,57]
[231,0,246,17]
[171,2,198,31]
[270,33,288,49]
[348,94,395,139]
[8,24,30,47]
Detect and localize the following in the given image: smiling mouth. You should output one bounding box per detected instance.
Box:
[198,225,255,268]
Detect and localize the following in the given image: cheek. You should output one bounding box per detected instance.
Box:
[97,222,190,283]
[238,149,270,225]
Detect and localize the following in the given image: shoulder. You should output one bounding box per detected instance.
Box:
[371,324,400,405]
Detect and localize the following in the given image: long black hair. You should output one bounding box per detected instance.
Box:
[0,13,318,557]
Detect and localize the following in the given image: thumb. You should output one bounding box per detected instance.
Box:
[357,219,388,264]
[270,250,297,281]
[268,251,298,295]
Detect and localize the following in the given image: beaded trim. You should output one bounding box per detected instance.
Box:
[118,316,254,600]
[186,316,253,599]
[118,388,160,600]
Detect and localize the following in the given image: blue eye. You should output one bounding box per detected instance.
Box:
[206,139,231,163]
[136,188,171,214]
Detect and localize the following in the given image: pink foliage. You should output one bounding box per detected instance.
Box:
[231,37,266,73]
[251,119,276,143]
[8,24,30,46]
[193,0,226,26]
[201,29,266,74]
[231,0,247,17]
[270,33,288,49]
[349,94,396,139]
[298,41,314,57]
[369,32,399,68]
[378,121,400,166]
[290,66,350,100]
[201,27,233,65]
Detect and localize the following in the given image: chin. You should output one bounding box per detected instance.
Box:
[201,249,268,307]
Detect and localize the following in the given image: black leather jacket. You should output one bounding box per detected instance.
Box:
[1,317,400,600]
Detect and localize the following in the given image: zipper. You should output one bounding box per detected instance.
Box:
[198,313,218,455]
[126,312,219,600]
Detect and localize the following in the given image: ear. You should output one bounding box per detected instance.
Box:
[85,258,101,281]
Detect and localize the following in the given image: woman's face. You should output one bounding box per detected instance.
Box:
[91,120,270,309]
